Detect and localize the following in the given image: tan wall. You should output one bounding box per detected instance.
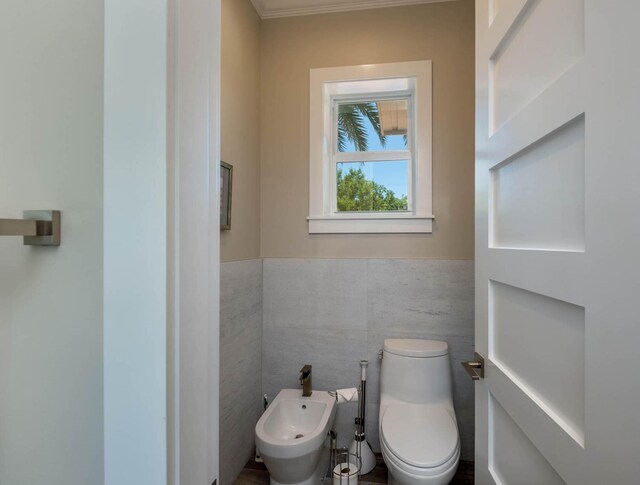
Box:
[260,1,475,259]
[221,0,261,262]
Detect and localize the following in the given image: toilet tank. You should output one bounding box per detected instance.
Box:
[380,339,453,405]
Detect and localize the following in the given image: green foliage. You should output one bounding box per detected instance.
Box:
[337,167,408,212]
[337,103,387,152]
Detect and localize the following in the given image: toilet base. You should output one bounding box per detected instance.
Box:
[382,440,460,485]
[269,453,328,485]
[270,477,317,485]
[268,439,330,485]
[387,463,458,485]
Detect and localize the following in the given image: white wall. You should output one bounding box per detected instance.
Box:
[103,2,168,484]
[169,0,221,483]
[104,0,222,482]
[0,0,105,483]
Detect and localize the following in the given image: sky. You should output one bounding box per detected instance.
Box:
[337,161,408,199]
[338,110,409,198]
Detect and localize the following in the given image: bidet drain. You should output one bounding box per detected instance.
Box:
[294,434,304,439]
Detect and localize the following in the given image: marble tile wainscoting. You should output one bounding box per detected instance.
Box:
[262,258,475,461]
[220,259,264,485]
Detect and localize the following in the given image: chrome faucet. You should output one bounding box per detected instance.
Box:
[299,364,312,397]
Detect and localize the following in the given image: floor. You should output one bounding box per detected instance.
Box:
[234,455,474,484]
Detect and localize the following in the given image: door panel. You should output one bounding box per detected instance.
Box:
[491,117,585,251]
[490,281,585,444]
[490,0,584,132]
[476,0,640,483]
[489,395,567,485]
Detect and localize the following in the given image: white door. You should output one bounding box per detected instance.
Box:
[474,1,640,484]
[1,1,220,484]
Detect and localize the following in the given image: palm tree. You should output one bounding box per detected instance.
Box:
[337,102,387,152]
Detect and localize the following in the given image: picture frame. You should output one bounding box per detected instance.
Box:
[220,161,233,230]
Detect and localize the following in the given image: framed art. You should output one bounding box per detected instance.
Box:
[220,161,233,230]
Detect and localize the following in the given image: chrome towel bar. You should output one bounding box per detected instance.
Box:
[0,210,61,246]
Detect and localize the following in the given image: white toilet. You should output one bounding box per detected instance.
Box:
[379,339,460,485]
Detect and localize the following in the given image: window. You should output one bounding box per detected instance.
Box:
[335,98,411,213]
[309,61,433,234]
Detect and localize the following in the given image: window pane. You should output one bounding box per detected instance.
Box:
[337,99,409,152]
[336,161,409,212]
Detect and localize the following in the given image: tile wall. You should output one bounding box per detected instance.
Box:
[262,259,475,460]
[220,257,475,485]
[220,259,263,484]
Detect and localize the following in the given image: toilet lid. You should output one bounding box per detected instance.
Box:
[381,404,459,468]
[383,339,448,358]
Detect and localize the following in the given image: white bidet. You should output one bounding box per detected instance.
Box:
[255,389,337,485]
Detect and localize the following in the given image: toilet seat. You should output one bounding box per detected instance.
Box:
[381,403,459,469]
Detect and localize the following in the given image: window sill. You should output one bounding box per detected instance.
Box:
[307,215,434,234]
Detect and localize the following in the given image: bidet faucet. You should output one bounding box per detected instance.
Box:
[299,364,312,397]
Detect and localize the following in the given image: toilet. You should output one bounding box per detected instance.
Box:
[379,339,460,485]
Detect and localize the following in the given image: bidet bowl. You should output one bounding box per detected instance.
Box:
[255,389,337,485]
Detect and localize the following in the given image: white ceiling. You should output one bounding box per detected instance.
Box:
[250,0,456,19]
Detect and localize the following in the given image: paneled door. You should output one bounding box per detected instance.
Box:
[474,1,640,484]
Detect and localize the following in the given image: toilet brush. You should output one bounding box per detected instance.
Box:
[349,360,376,475]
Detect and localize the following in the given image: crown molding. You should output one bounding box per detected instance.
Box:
[250,0,264,18]
[250,0,456,20]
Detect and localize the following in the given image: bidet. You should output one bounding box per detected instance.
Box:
[255,389,337,485]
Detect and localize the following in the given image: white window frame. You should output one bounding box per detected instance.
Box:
[308,61,433,234]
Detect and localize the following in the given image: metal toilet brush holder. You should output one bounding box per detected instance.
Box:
[349,360,376,475]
